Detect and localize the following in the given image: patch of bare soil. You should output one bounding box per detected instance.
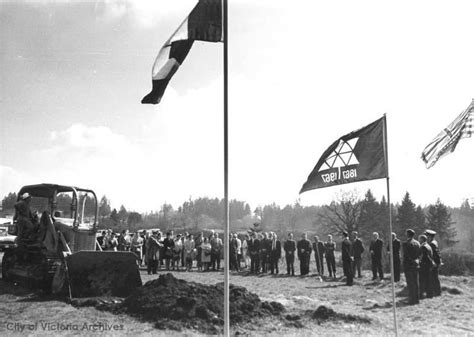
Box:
[1,253,473,336]
[74,273,285,334]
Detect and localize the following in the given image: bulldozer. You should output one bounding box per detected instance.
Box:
[1,184,142,299]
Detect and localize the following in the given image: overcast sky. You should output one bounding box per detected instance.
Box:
[1,0,474,213]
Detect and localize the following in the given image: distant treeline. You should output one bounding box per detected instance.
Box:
[2,189,473,253]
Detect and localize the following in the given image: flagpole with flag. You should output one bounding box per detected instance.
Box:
[421,99,474,168]
[141,0,230,334]
[299,115,398,336]
[223,0,230,335]
[382,114,398,336]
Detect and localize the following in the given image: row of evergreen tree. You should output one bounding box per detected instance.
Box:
[2,190,472,251]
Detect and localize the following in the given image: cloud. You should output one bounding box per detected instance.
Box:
[96,0,198,28]
[46,123,131,156]
[0,165,35,199]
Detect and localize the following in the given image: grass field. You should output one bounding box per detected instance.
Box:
[1,253,474,336]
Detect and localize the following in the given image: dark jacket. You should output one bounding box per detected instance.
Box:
[325,241,336,257]
[341,238,352,261]
[312,241,325,260]
[248,238,260,256]
[297,239,312,260]
[420,242,434,270]
[369,238,384,260]
[403,238,421,270]
[163,237,175,258]
[429,240,441,267]
[284,239,296,256]
[387,238,401,260]
[351,238,365,259]
[270,240,282,259]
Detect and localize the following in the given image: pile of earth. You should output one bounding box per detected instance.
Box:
[308,305,371,325]
[75,273,284,334]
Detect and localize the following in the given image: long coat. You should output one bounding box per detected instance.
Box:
[146,236,162,262]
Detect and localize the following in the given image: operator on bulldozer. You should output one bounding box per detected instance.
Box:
[13,193,38,245]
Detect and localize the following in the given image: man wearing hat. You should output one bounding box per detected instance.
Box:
[14,192,37,244]
[418,234,434,299]
[425,229,441,296]
[403,229,421,305]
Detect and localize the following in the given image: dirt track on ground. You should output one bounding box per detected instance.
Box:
[1,254,473,336]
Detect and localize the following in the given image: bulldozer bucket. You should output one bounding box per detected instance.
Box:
[65,251,142,298]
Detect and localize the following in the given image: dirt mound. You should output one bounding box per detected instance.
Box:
[309,305,371,325]
[87,273,284,334]
[441,286,462,295]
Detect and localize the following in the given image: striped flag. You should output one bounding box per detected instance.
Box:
[421,99,474,168]
[142,0,222,105]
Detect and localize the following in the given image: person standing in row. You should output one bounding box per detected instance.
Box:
[419,234,434,299]
[312,235,325,276]
[163,232,175,270]
[235,234,242,270]
[184,234,195,271]
[341,231,353,286]
[263,232,273,273]
[241,234,250,269]
[284,233,296,276]
[131,230,144,265]
[325,235,336,278]
[425,229,442,297]
[201,237,212,271]
[387,232,401,282]
[351,231,364,278]
[297,233,312,276]
[403,229,421,305]
[248,233,260,273]
[210,233,223,271]
[369,232,384,281]
[146,231,162,275]
[269,232,281,274]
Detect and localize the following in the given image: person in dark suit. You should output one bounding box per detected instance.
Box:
[403,229,421,305]
[341,231,353,286]
[369,232,384,280]
[351,231,364,278]
[425,229,441,296]
[284,233,296,276]
[229,233,239,271]
[248,233,260,273]
[163,232,175,270]
[269,232,282,274]
[387,232,401,282]
[312,235,326,276]
[419,234,434,299]
[259,232,271,273]
[297,233,312,275]
[325,234,337,278]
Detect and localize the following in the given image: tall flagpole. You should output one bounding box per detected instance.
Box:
[223,0,230,335]
[383,114,398,336]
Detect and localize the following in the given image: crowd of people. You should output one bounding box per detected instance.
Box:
[96,226,442,305]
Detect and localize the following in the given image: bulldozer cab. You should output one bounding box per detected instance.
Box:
[14,184,98,253]
[3,184,142,298]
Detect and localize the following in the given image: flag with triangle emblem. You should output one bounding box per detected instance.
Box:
[300,116,387,193]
